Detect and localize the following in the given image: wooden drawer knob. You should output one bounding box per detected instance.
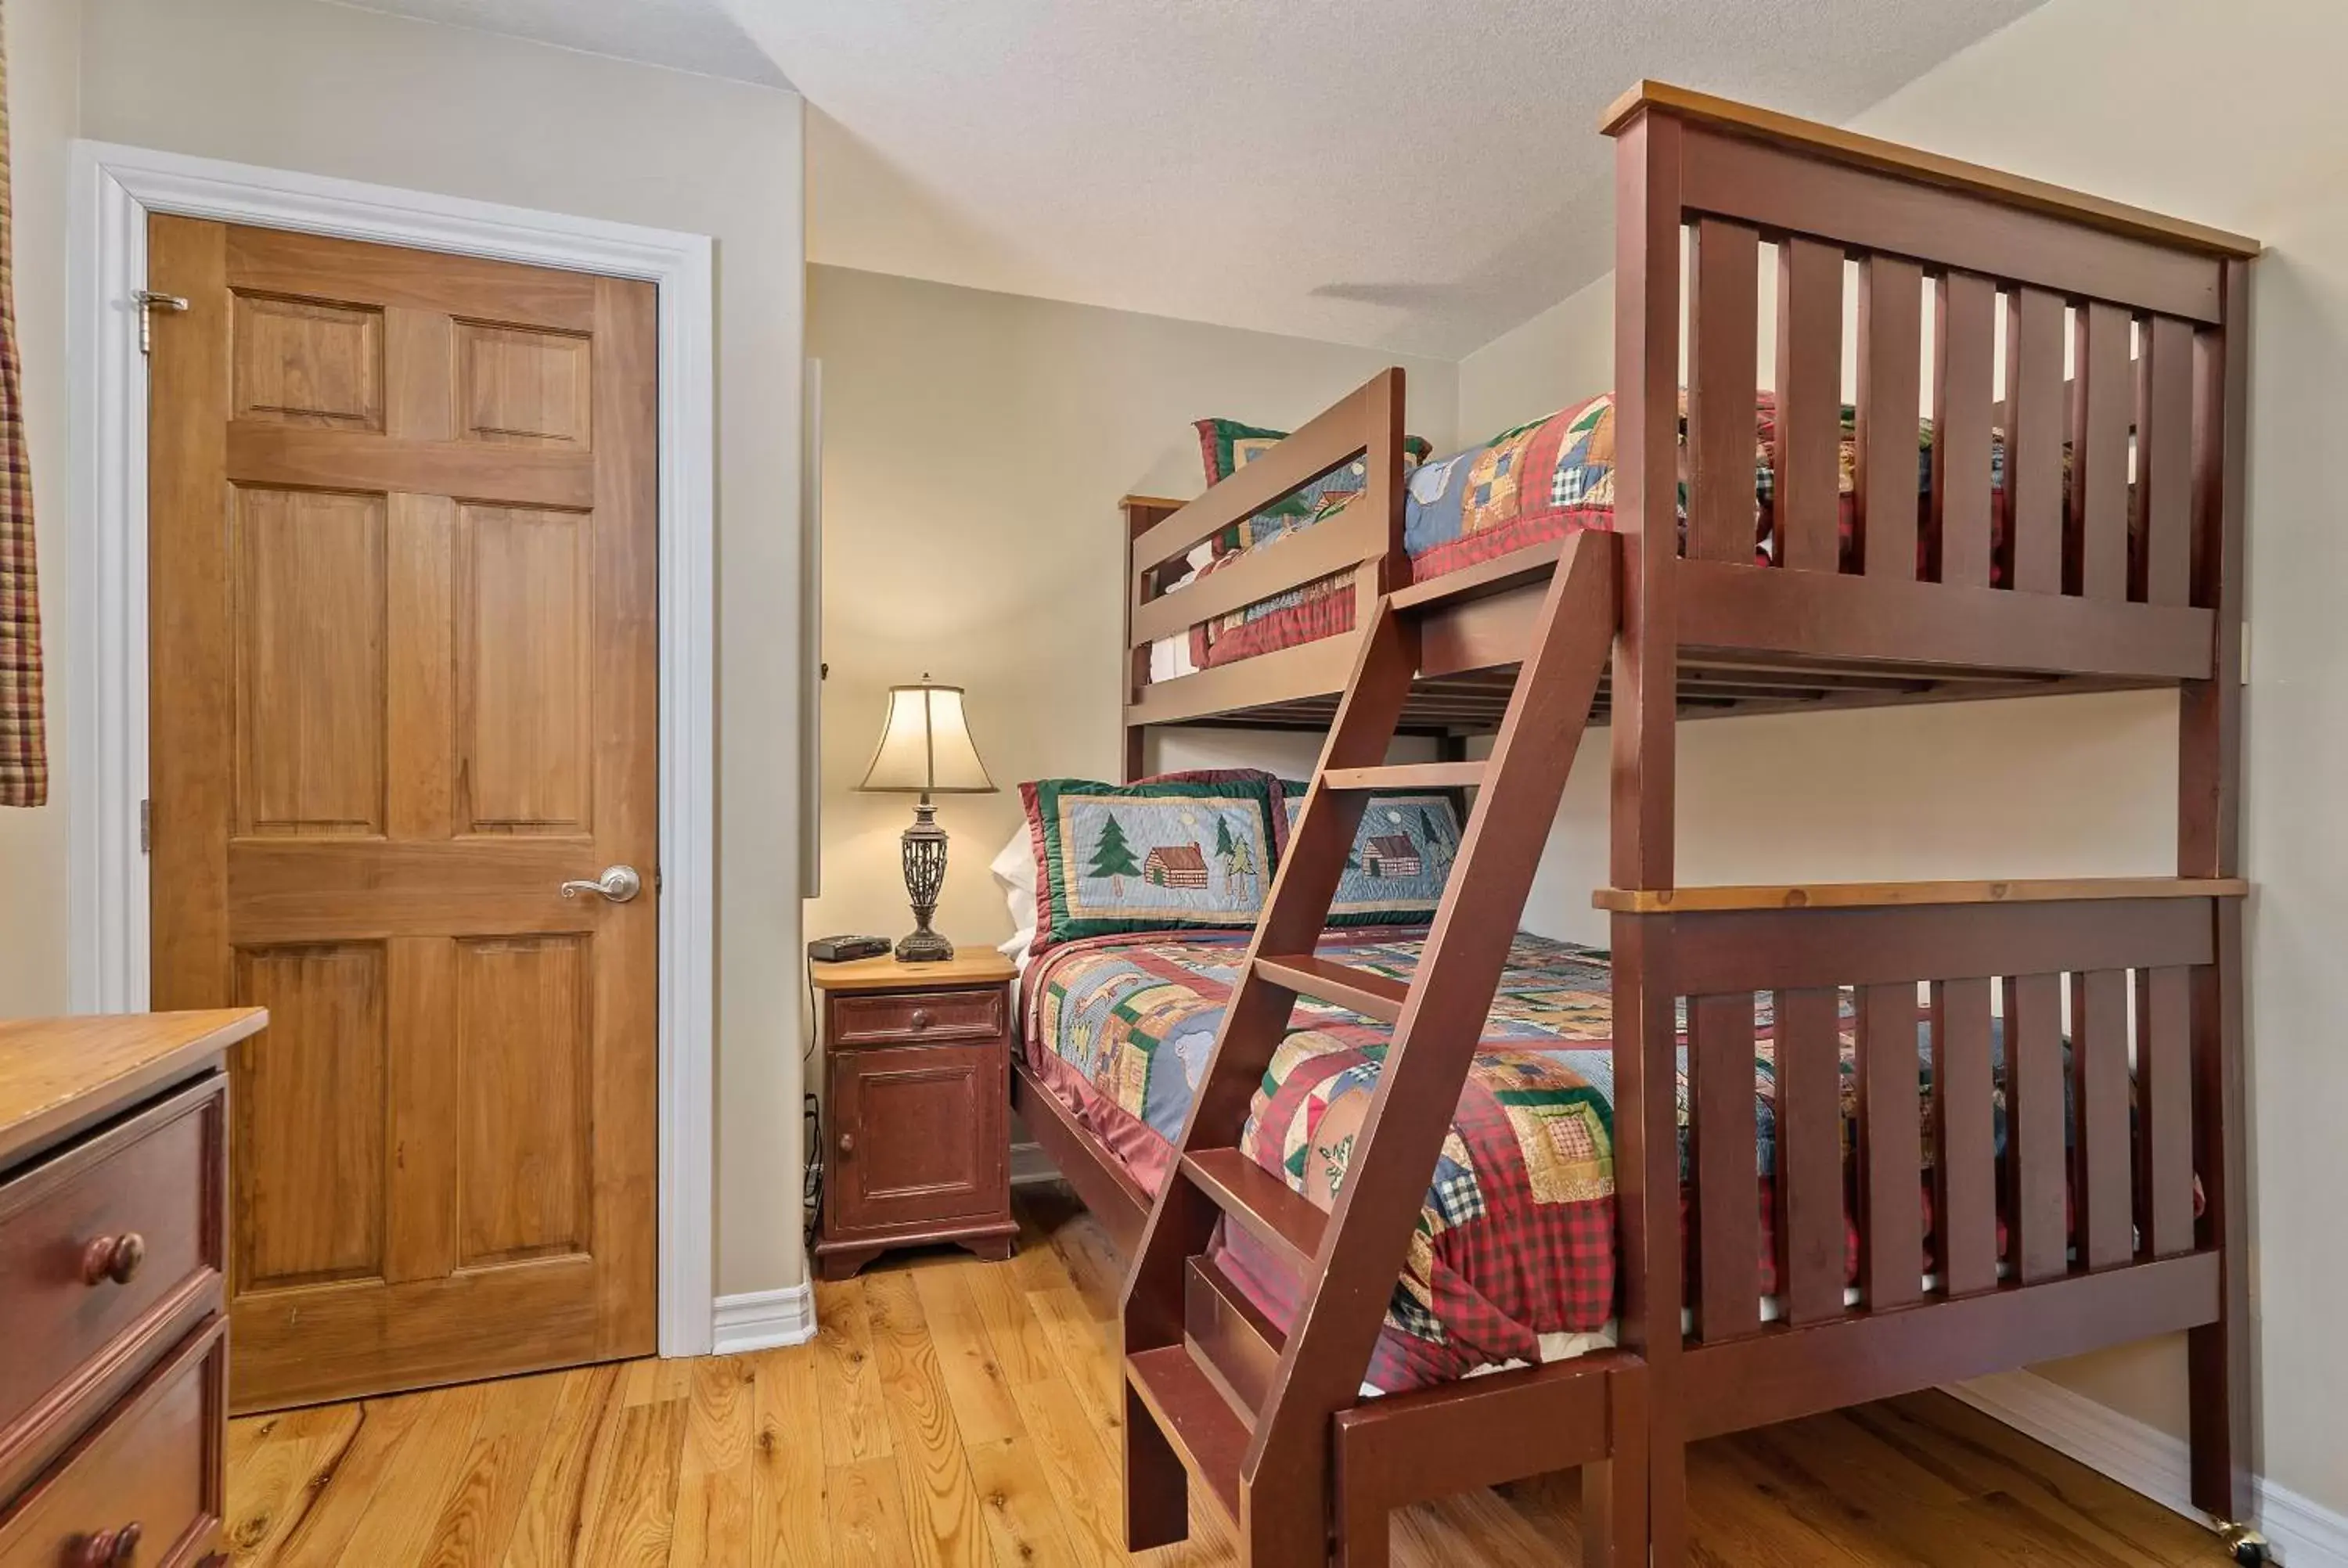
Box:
[909,1008,934,1030]
[76,1522,142,1566]
[81,1232,147,1287]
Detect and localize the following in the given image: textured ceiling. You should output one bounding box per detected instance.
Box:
[326,0,791,86]
[736,0,2046,356]
[321,0,2046,357]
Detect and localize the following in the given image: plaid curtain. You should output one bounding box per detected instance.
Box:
[0,22,45,808]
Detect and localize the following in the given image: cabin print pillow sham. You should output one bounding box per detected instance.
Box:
[1280,782,1463,926]
[1023,771,1287,953]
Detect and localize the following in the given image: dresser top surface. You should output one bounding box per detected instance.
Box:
[0,1009,267,1167]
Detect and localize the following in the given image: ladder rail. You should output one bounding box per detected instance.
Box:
[1121,606,1421,1354]
[1239,529,1619,1532]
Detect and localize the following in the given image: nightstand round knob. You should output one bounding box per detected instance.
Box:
[838,1131,855,1156]
[81,1232,146,1287]
[909,1008,934,1030]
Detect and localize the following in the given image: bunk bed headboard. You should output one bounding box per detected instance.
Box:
[1600,78,2258,888]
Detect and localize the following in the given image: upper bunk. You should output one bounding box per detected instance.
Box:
[1121,82,2257,740]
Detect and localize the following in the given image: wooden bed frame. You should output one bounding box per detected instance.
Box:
[1007,81,2263,1566]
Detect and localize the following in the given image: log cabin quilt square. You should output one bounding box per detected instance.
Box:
[1021,772,1287,952]
[1277,782,1464,925]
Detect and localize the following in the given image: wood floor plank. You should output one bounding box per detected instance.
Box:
[966,1432,1087,1568]
[670,1357,759,1568]
[913,1262,1026,1447]
[830,1454,918,1568]
[1389,1486,1569,1568]
[221,1404,364,1566]
[999,1352,1127,1568]
[270,1393,437,1567]
[961,1253,1064,1387]
[812,1277,895,1465]
[748,1344,834,1568]
[1025,1279,1122,1425]
[862,1269,994,1568]
[500,1361,625,1568]
[574,1392,691,1567]
[416,1369,570,1568]
[329,1382,495,1566]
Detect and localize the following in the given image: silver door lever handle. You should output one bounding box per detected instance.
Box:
[560,865,642,903]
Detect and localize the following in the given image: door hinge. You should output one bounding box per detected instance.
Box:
[139,799,151,854]
[133,290,189,355]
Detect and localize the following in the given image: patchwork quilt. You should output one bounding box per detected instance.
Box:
[1023,927,1910,1389]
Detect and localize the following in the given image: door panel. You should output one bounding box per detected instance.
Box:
[831,1045,1006,1233]
[455,934,591,1267]
[148,217,658,1410]
[457,505,592,833]
[233,487,387,836]
[230,944,388,1290]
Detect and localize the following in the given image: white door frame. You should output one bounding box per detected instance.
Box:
[64,141,720,1359]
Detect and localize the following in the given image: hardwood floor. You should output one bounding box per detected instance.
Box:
[223,1184,2231,1566]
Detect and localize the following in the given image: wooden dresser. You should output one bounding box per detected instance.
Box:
[0,1010,265,1568]
[812,951,1017,1280]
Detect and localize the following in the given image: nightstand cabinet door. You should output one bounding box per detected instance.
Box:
[829,1043,1007,1234]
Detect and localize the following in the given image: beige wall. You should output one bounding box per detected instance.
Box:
[1455,0,2348,1512]
[0,0,78,1012]
[804,264,1456,949]
[1856,0,2348,1517]
[5,0,810,1297]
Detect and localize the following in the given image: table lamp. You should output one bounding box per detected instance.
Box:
[857,677,997,962]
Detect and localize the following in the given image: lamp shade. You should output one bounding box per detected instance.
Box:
[858,680,996,795]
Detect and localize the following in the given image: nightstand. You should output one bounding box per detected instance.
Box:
[811,949,1018,1280]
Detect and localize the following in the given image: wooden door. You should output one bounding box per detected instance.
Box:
[145,218,659,1412]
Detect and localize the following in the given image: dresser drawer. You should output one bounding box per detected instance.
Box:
[0,1317,225,1568]
[0,1077,222,1491]
[831,987,1005,1047]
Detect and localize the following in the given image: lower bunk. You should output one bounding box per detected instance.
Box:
[1008,886,2244,1564]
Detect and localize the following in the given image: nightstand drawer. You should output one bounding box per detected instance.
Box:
[828,1044,1007,1233]
[832,988,1005,1047]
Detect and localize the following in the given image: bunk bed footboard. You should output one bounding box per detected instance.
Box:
[1605,881,2250,1543]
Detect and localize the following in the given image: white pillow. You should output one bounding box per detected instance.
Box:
[990,826,1040,969]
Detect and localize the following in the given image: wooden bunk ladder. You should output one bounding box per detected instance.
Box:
[1121,528,1620,1566]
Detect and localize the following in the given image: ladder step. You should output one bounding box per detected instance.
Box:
[1185,1256,1285,1420]
[1127,1345,1247,1526]
[1182,1148,1328,1274]
[1254,954,1408,1024]
[1321,761,1486,791]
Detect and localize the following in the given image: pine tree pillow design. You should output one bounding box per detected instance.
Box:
[1279,782,1464,926]
[1021,772,1287,952]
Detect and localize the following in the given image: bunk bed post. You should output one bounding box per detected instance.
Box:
[1354,367,1410,629]
[1605,97,1689,1561]
[2183,257,2255,1531]
[1122,497,1182,782]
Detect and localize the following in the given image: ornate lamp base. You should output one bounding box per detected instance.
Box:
[896,799,955,963]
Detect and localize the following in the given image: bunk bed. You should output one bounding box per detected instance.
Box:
[1005,81,2261,1568]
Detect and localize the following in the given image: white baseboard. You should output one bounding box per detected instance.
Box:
[1952,1370,2348,1565]
[711,1283,817,1355]
[1010,1141,1062,1187]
